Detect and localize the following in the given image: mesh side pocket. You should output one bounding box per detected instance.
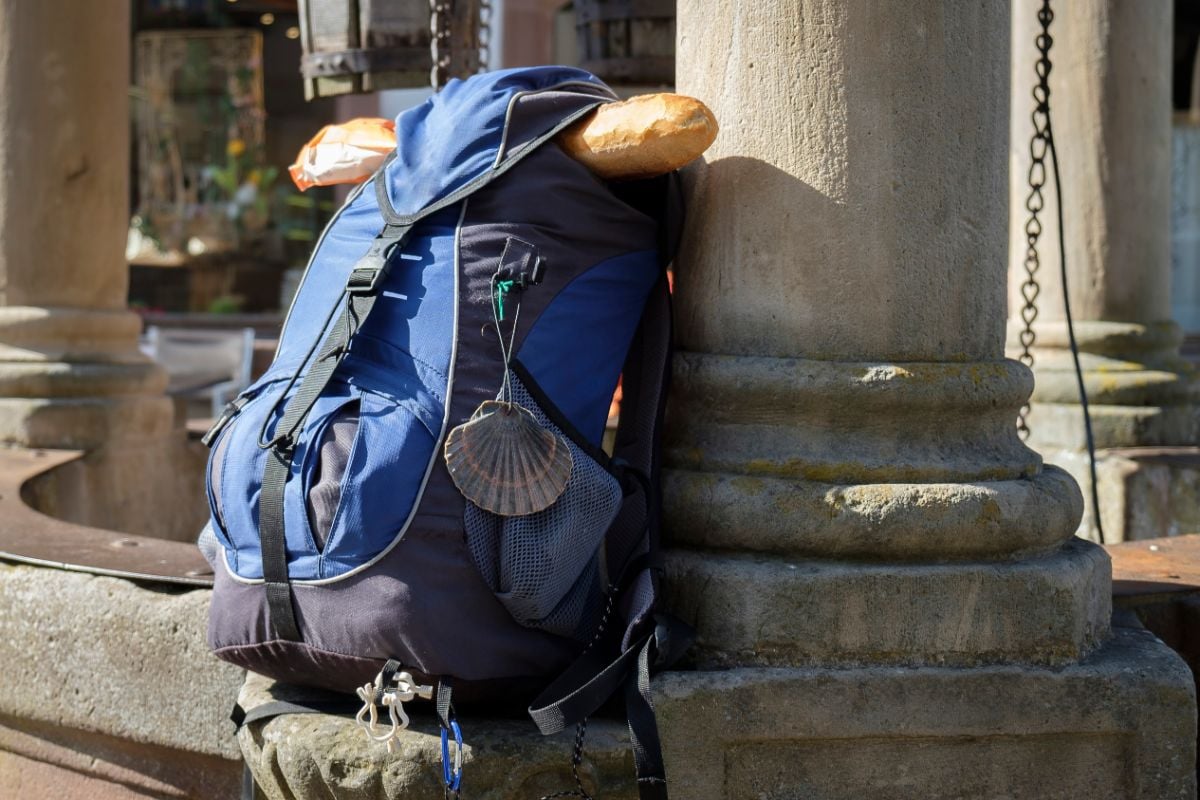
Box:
[464,374,622,641]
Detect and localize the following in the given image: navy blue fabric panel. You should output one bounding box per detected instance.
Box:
[381,66,611,219]
[208,527,579,685]
[516,249,661,445]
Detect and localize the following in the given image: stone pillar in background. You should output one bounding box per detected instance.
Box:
[0,0,172,450]
[655,2,1195,798]
[1008,0,1199,541]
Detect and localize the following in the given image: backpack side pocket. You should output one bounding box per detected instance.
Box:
[463,372,622,641]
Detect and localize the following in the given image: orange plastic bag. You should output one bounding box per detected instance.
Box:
[288,118,397,191]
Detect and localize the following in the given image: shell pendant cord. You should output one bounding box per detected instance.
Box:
[442,274,573,516]
[1017,0,1106,544]
[492,273,521,409]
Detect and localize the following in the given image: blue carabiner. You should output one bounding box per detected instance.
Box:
[441,719,463,792]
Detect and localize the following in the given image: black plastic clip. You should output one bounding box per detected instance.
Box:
[347,228,408,294]
[495,237,544,289]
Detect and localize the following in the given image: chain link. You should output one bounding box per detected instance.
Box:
[1016,1,1055,441]
[430,0,454,90]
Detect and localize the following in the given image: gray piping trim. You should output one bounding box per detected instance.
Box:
[220,198,468,587]
[492,80,618,168]
[376,83,615,226]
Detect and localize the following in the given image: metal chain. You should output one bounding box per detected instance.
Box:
[430,0,454,90]
[1016,0,1055,441]
[1018,0,1107,543]
[477,0,492,72]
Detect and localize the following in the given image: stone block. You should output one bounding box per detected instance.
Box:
[238,673,639,800]
[0,563,244,760]
[665,537,1112,668]
[656,623,1196,800]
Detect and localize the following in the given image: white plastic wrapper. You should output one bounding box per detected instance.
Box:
[288,118,397,191]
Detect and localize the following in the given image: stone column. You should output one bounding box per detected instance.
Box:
[0,1,171,450]
[655,2,1195,798]
[1007,1,1198,540]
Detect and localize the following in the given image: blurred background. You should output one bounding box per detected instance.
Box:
[124,0,673,424]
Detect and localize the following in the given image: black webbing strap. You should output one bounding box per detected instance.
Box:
[613,171,680,487]
[528,635,646,736]
[231,696,362,800]
[528,615,693,799]
[626,642,667,800]
[231,697,357,730]
[259,446,301,641]
[257,225,411,641]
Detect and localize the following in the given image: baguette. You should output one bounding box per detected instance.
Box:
[557,93,719,180]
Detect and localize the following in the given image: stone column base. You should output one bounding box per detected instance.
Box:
[665,537,1111,669]
[1046,446,1200,543]
[1017,320,1200,452]
[656,621,1196,800]
[0,306,174,449]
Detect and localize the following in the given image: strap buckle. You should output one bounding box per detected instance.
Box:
[346,238,401,294]
[354,667,433,754]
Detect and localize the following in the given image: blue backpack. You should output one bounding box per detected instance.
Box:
[201,67,688,797]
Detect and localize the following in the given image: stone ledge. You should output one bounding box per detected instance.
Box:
[656,623,1197,800]
[239,622,1194,800]
[0,563,243,760]
[664,537,1111,668]
[239,673,639,800]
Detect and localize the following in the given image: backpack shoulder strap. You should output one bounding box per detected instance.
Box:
[528,171,687,799]
[611,170,683,546]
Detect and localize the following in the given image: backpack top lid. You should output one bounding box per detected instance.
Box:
[378,66,617,222]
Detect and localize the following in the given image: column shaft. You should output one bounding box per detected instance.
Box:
[0,0,171,449]
[657,4,1195,795]
[1008,0,1196,452]
[676,2,1009,363]
[667,0,1103,669]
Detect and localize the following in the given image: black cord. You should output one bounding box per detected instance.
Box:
[1039,1,1107,544]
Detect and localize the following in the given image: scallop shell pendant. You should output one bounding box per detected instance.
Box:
[444,400,573,516]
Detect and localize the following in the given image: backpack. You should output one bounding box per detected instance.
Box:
[200,67,689,798]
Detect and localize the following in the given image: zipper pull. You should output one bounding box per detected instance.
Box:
[201,396,249,448]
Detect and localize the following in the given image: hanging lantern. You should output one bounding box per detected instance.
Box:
[297,0,484,98]
[575,0,674,87]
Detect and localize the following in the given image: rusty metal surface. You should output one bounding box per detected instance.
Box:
[0,448,214,587]
[1108,533,1200,601]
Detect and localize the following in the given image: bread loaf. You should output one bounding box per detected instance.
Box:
[557,93,719,180]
